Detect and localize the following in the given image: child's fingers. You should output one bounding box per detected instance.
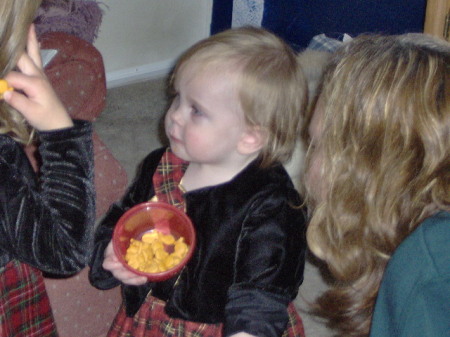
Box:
[2,87,36,115]
[115,270,148,286]
[4,70,72,131]
[103,242,147,285]
[26,25,42,69]
[102,256,121,269]
[103,259,147,285]
[15,51,41,77]
[104,241,118,259]
[121,276,148,286]
[4,70,40,100]
[103,243,122,269]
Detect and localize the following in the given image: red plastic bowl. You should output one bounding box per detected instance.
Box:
[112,201,196,282]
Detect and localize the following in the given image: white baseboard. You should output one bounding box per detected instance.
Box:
[106,59,175,89]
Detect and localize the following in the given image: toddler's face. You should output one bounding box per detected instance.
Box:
[165,65,248,166]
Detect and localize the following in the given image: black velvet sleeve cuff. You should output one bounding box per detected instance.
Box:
[37,119,92,141]
[224,286,290,337]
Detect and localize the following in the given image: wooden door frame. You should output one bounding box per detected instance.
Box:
[424,0,450,40]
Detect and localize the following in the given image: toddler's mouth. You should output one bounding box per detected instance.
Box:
[168,133,182,145]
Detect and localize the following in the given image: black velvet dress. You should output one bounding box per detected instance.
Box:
[90,147,307,336]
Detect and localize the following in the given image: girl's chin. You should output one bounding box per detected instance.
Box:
[170,145,188,161]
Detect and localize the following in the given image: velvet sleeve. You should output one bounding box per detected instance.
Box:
[0,120,95,275]
[88,147,165,290]
[224,187,306,336]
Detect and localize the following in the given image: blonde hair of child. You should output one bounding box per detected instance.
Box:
[170,26,308,167]
[0,0,42,144]
[305,34,450,336]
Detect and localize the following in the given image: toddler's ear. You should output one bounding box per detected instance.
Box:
[237,126,267,155]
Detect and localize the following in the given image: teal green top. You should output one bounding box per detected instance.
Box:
[370,211,450,337]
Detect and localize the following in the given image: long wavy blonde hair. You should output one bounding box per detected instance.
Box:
[304,34,450,336]
[0,0,42,144]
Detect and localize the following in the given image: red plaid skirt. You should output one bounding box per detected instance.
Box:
[0,260,57,337]
[107,295,305,337]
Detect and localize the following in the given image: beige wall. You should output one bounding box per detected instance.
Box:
[94,0,213,88]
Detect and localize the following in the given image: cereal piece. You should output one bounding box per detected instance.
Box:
[141,231,159,243]
[160,233,175,245]
[174,238,188,256]
[154,244,169,260]
[164,255,181,269]
[0,79,13,99]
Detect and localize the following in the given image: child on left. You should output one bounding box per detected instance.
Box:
[0,1,95,336]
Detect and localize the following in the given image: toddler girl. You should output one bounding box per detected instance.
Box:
[89,26,308,337]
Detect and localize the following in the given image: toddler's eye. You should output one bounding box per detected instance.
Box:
[191,107,203,116]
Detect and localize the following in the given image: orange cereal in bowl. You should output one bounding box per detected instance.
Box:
[112,202,196,282]
[124,231,189,273]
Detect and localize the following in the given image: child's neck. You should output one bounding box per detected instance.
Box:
[181,154,258,192]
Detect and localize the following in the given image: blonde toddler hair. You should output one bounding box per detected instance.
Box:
[170,26,308,167]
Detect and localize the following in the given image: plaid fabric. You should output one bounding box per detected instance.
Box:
[0,260,57,337]
[108,295,305,337]
[307,33,346,53]
[283,304,305,337]
[107,295,222,337]
[152,148,188,211]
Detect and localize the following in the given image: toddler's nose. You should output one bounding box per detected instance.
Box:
[165,110,182,138]
[168,106,184,126]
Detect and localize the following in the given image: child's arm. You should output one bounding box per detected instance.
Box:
[0,26,94,274]
[89,148,166,289]
[225,187,307,337]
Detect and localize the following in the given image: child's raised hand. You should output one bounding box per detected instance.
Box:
[102,241,148,286]
[3,25,73,131]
